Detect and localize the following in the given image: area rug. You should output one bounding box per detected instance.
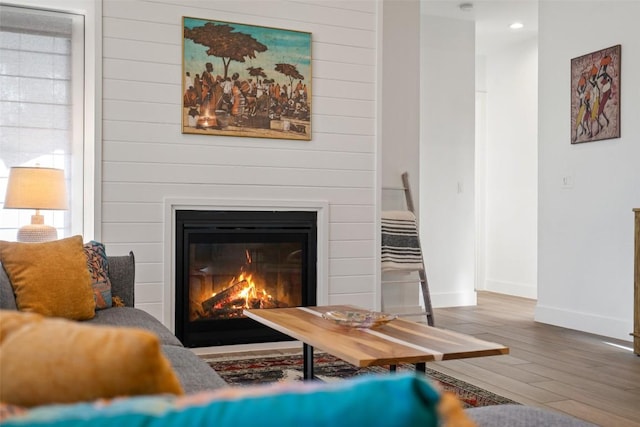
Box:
[202,352,519,408]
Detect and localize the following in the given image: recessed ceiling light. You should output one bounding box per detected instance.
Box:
[510,22,524,30]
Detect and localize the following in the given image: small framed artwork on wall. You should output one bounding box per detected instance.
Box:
[182,17,312,141]
[570,44,621,144]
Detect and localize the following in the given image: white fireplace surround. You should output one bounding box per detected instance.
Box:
[163,198,329,333]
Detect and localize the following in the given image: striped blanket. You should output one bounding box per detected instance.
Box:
[381,210,423,272]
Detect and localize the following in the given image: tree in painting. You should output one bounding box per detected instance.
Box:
[247,66,267,80]
[274,63,304,98]
[184,22,267,79]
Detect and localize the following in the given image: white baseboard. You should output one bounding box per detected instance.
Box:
[431,290,477,308]
[382,304,430,323]
[535,304,633,343]
[383,304,424,315]
[485,279,537,299]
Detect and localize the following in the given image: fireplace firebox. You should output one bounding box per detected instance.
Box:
[175,210,317,347]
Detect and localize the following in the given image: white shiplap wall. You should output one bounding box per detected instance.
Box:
[100,0,378,326]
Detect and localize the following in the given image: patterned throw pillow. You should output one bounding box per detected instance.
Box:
[83,241,112,310]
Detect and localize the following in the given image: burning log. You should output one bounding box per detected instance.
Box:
[247,298,263,309]
[201,280,249,313]
[246,297,289,309]
[206,307,245,319]
[259,299,280,309]
[189,298,205,321]
[264,298,291,309]
[222,298,247,309]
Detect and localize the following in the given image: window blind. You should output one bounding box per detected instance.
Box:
[0,5,81,240]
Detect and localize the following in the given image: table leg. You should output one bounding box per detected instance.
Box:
[415,362,426,373]
[303,343,314,380]
[389,365,397,372]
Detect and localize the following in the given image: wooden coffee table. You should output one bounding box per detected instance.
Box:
[244,305,509,380]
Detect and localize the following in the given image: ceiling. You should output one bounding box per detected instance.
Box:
[421,0,539,56]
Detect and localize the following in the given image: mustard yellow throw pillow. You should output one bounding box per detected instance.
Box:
[0,236,95,320]
[0,310,184,407]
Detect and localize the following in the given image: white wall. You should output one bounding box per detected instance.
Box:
[100,0,379,324]
[475,56,487,294]
[381,0,420,201]
[483,37,538,299]
[537,1,640,341]
[420,15,476,307]
[379,0,422,315]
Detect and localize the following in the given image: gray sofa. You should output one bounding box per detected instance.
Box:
[0,252,596,426]
[0,252,228,393]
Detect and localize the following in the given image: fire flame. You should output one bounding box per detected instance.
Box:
[236,273,255,305]
[232,273,272,308]
[194,271,278,322]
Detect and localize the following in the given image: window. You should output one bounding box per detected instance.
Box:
[0,4,86,241]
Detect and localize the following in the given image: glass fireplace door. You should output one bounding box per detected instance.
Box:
[188,239,303,321]
[175,210,317,347]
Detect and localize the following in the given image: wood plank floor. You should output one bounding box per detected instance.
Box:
[429,291,640,427]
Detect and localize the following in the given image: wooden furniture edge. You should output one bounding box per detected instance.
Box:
[634,209,640,355]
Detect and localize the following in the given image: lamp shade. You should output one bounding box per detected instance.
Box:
[4,166,68,210]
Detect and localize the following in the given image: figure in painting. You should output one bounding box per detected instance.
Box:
[587,66,600,136]
[199,62,217,117]
[595,55,613,131]
[194,74,202,102]
[183,71,198,109]
[573,76,588,143]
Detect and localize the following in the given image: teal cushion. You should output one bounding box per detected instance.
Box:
[0,373,441,427]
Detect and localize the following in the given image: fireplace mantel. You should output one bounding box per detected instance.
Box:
[163,198,329,334]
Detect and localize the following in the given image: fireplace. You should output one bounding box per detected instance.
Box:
[175,210,317,347]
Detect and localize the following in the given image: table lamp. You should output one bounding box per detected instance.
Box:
[3,166,68,242]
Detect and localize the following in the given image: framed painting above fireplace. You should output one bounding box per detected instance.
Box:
[182,17,312,141]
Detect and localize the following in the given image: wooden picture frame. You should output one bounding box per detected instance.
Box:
[570,44,620,144]
[182,17,312,140]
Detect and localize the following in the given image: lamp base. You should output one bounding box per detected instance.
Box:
[17,224,58,243]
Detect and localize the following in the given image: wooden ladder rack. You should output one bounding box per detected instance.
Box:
[382,172,435,326]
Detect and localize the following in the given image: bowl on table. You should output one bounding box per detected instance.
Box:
[321,310,397,329]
